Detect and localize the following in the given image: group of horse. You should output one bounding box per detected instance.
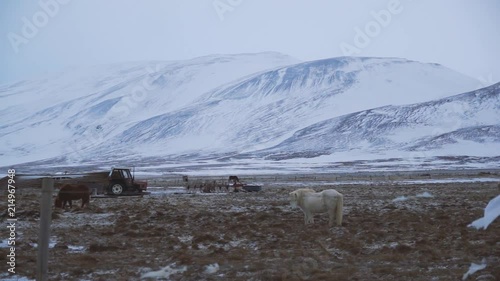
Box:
[182,176,240,193]
[53,181,344,227]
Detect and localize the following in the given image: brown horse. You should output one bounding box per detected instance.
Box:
[54,184,91,208]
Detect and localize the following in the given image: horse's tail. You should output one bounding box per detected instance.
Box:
[80,185,91,207]
[54,196,61,208]
[336,194,343,226]
[84,191,91,207]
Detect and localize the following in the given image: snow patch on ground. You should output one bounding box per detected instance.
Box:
[462,259,487,280]
[140,264,187,280]
[204,263,220,274]
[148,186,186,196]
[463,195,499,279]
[177,235,193,244]
[0,239,10,248]
[393,192,435,202]
[68,245,86,253]
[468,194,500,230]
[415,192,434,198]
[52,213,115,228]
[30,237,57,248]
[392,196,409,202]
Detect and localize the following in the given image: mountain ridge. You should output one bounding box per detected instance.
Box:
[0,52,494,169]
[252,82,500,160]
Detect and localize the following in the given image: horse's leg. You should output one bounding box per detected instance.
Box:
[82,196,88,208]
[304,211,313,224]
[336,195,343,226]
[328,210,335,227]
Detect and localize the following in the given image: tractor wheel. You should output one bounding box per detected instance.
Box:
[109,183,124,195]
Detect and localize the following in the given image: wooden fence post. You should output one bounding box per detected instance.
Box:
[37,177,53,281]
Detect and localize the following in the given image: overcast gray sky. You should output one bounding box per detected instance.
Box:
[1,0,499,85]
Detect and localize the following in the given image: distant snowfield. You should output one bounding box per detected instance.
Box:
[295,144,500,163]
[397,178,500,184]
[129,153,500,176]
[265,178,500,187]
[143,179,499,198]
[19,153,500,176]
[188,143,500,177]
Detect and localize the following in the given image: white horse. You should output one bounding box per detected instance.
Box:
[289,188,344,227]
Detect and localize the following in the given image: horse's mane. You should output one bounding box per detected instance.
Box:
[61,184,90,191]
[293,188,315,205]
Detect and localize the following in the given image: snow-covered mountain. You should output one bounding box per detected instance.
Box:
[89,57,482,160]
[1,52,495,170]
[252,83,500,160]
[0,52,299,165]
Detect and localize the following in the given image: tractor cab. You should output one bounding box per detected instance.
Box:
[107,168,147,195]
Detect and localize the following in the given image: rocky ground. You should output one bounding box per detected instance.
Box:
[1,174,499,280]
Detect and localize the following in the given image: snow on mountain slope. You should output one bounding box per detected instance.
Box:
[94,57,480,159]
[254,82,500,160]
[207,57,479,113]
[0,53,488,167]
[0,52,299,165]
[1,52,299,122]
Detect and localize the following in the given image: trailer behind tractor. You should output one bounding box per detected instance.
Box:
[53,167,148,196]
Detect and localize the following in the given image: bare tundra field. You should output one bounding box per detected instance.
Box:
[1,173,499,280]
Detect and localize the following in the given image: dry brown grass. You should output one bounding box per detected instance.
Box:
[1,180,499,280]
